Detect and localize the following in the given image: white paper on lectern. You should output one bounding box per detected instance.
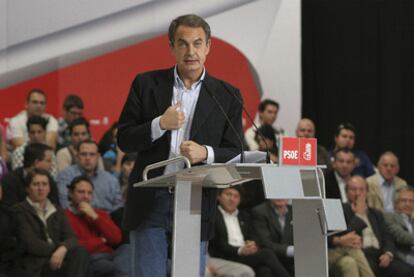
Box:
[226,151,267,164]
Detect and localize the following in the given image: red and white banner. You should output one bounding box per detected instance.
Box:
[279,137,317,166]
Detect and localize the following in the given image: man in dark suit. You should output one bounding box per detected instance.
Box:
[325,147,356,202]
[342,176,414,276]
[117,14,243,277]
[209,187,291,277]
[251,199,294,275]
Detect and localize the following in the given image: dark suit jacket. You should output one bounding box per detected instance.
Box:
[209,208,254,260]
[14,200,77,277]
[117,67,243,240]
[342,203,395,255]
[325,169,342,200]
[1,167,59,206]
[251,201,293,257]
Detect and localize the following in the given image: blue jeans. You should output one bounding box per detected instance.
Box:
[129,190,207,277]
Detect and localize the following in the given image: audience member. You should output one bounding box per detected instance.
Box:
[384,187,414,270]
[342,176,413,276]
[252,199,294,275]
[57,95,84,150]
[119,153,136,200]
[295,118,331,170]
[65,176,125,277]
[10,115,58,177]
[325,148,356,202]
[245,99,285,151]
[99,122,124,176]
[366,151,407,212]
[1,143,59,206]
[0,185,27,277]
[57,139,122,212]
[209,187,291,277]
[6,89,58,150]
[329,123,375,178]
[0,123,8,165]
[206,255,255,277]
[14,168,89,277]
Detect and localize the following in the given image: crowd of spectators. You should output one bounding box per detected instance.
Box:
[0,90,413,277]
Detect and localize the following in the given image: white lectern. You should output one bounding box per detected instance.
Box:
[134,156,346,277]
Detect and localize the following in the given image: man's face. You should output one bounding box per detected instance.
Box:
[28,124,46,143]
[218,188,240,213]
[296,120,315,138]
[77,143,99,173]
[64,107,83,123]
[70,180,93,207]
[71,125,89,146]
[26,92,46,116]
[395,191,414,216]
[26,174,50,203]
[346,177,367,204]
[260,105,278,125]
[34,150,53,172]
[378,155,399,182]
[271,199,288,209]
[333,151,355,178]
[170,26,210,78]
[335,129,355,149]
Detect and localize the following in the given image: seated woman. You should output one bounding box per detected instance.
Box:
[14,168,89,277]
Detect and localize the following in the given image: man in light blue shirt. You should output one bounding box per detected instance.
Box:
[56,139,122,213]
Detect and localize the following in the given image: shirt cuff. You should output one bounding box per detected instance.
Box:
[205,145,215,164]
[237,247,243,256]
[286,246,294,257]
[151,116,166,142]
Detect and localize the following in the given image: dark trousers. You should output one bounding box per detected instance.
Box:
[232,248,291,277]
[41,246,89,277]
[364,248,414,277]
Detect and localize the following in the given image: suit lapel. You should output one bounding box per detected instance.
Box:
[190,73,216,139]
[267,202,283,235]
[153,68,174,115]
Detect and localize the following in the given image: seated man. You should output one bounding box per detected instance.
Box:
[57,139,122,212]
[11,115,57,176]
[65,176,123,277]
[206,255,255,277]
[14,168,88,277]
[251,199,294,275]
[209,187,291,277]
[325,148,356,203]
[244,99,285,151]
[295,118,330,170]
[342,176,414,276]
[329,123,375,178]
[1,143,59,206]
[57,94,84,150]
[384,187,414,269]
[366,151,407,212]
[7,89,58,150]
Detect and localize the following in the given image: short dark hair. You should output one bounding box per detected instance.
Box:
[335,122,356,137]
[25,168,52,188]
[258,99,279,113]
[23,143,53,168]
[26,89,46,102]
[69,117,90,135]
[26,115,48,132]
[333,147,355,161]
[121,153,137,165]
[255,124,276,142]
[76,139,99,152]
[168,14,211,46]
[63,94,84,111]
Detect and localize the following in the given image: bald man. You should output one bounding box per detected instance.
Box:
[366,151,407,212]
[295,118,330,170]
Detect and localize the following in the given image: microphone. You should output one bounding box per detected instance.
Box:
[202,80,245,163]
[219,80,271,164]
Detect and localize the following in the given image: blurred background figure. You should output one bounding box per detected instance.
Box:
[57,95,84,150]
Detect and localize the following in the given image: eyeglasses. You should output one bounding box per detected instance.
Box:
[78,152,97,157]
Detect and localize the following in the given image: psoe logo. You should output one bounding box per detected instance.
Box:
[303,143,312,161]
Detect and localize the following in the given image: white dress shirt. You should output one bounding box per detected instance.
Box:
[218,205,245,248]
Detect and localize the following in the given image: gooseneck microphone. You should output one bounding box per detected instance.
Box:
[202,80,245,163]
[219,80,271,164]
